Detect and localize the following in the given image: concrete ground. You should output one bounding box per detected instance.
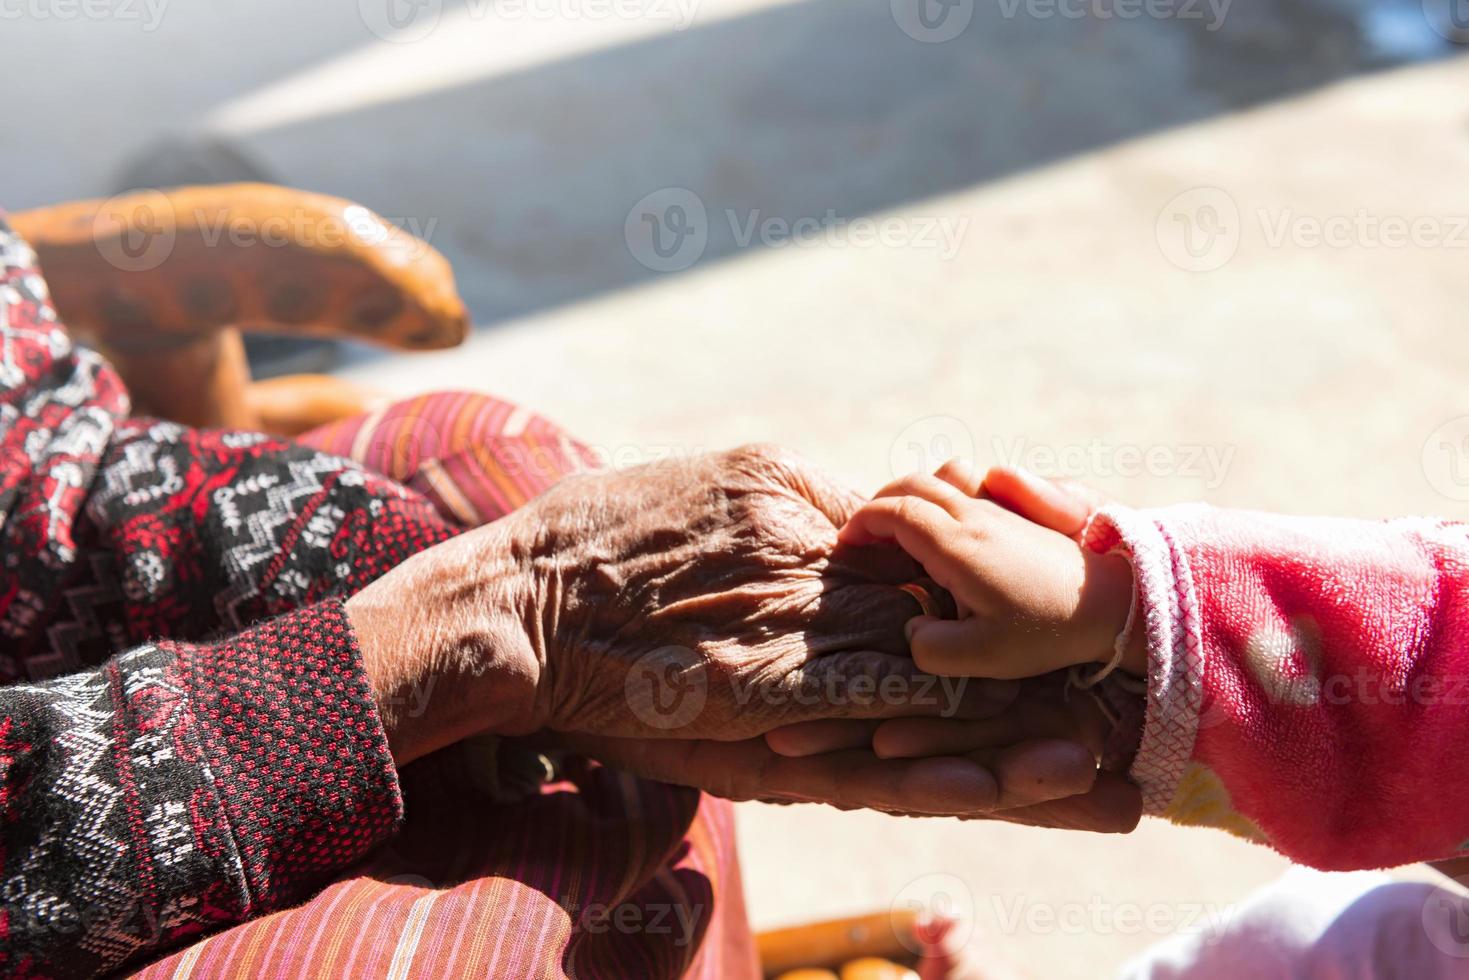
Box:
[9,2,1469,975]
[330,58,1469,975]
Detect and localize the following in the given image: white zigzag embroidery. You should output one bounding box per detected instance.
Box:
[1,670,144,966]
[212,451,358,627]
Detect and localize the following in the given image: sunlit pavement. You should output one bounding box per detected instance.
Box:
[334,60,1469,974]
[8,2,1469,974]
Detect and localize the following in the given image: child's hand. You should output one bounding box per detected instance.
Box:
[839,460,1142,680]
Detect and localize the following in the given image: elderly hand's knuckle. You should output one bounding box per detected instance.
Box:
[727,442,785,469]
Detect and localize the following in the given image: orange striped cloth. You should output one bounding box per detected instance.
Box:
[130,392,758,979]
[298,390,601,522]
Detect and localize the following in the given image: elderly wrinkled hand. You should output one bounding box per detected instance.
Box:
[345,444,1131,827]
[348,445,989,758]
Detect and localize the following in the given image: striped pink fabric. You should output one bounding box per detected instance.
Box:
[300,391,600,525]
[131,392,757,979]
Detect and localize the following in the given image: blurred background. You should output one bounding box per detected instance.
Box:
[7,1,1469,974]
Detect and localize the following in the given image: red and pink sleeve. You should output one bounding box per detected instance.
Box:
[1086,504,1469,870]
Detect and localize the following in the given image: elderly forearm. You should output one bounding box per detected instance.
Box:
[345,526,541,766]
[0,601,400,978]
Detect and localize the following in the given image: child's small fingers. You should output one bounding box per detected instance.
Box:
[837,497,963,577]
[984,465,1094,537]
[933,457,985,497]
[871,472,975,519]
[907,616,1002,676]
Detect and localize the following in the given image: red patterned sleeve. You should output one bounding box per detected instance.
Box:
[0,216,129,580]
[0,600,402,977]
[0,216,426,976]
[1086,504,1469,870]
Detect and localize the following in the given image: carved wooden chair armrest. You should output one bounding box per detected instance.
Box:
[12,183,469,435]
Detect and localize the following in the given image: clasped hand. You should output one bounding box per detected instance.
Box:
[345,445,1142,833]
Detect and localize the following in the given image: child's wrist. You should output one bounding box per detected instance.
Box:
[1116,599,1147,676]
[1079,551,1145,677]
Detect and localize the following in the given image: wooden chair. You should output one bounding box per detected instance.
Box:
[11,183,469,435]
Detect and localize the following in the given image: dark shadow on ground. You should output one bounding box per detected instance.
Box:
[220,0,1460,337]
